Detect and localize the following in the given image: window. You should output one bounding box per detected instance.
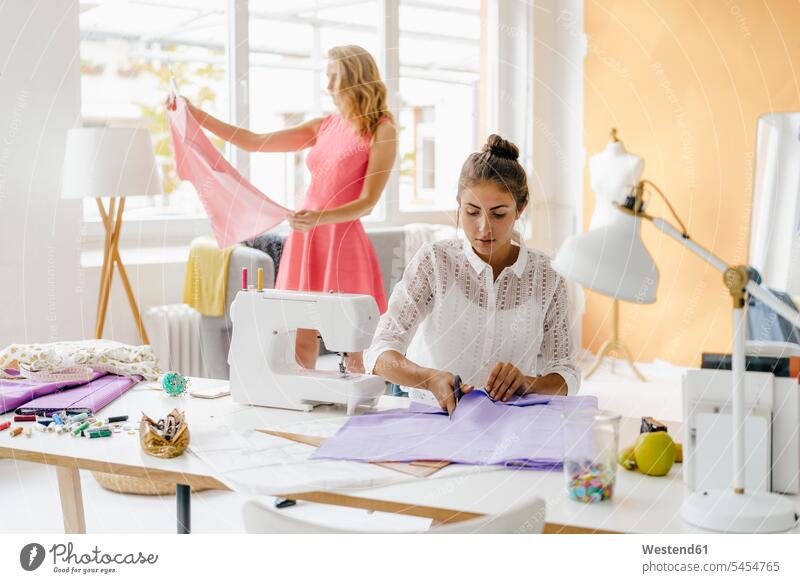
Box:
[397,0,480,213]
[79,0,229,222]
[78,1,510,232]
[246,1,379,212]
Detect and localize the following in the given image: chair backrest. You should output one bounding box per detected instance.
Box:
[242,496,545,534]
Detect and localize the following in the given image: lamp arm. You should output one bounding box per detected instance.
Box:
[746,280,800,330]
[648,215,800,329]
[649,217,729,273]
[629,179,800,508]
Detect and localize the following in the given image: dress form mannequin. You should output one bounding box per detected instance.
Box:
[588,129,644,230]
[586,129,646,381]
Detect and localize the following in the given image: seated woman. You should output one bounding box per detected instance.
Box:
[363,134,580,414]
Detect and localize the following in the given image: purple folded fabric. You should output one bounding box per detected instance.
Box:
[0,370,106,414]
[407,389,552,414]
[312,391,599,470]
[14,374,137,415]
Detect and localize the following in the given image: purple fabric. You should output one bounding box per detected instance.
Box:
[408,390,552,413]
[0,370,106,414]
[14,374,137,415]
[311,390,599,470]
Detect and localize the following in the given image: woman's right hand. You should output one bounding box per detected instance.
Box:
[165,93,178,111]
[424,370,473,415]
[166,95,208,126]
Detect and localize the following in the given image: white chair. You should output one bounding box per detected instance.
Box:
[242,496,546,534]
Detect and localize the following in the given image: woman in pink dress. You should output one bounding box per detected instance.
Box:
[173,45,397,370]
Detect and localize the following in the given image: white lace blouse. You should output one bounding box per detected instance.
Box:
[363,237,581,396]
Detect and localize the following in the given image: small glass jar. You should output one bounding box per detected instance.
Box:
[561,408,621,503]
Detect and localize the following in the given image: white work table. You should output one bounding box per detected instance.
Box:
[2,377,799,534]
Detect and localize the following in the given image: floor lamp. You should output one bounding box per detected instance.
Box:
[61,127,160,344]
[553,179,798,533]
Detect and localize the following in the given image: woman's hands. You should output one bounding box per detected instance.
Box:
[164,95,209,126]
[287,209,324,232]
[424,363,525,413]
[165,94,193,113]
[486,361,526,401]
[425,370,474,415]
[165,94,176,111]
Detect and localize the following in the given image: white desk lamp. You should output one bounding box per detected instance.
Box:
[553,180,799,533]
[61,127,160,343]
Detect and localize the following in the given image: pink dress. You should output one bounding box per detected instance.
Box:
[169,97,289,248]
[275,114,388,313]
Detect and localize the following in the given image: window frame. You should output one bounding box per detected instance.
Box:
[79,0,532,243]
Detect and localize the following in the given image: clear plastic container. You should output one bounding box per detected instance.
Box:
[561,408,621,503]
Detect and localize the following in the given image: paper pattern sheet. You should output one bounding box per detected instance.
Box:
[189,415,501,495]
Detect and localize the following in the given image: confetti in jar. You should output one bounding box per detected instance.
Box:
[566,461,615,503]
[561,408,620,504]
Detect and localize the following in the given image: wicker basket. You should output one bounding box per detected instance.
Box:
[92,472,209,496]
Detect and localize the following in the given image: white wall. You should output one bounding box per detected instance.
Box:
[529,0,586,351]
[528,0,585,256]
[0,0,185,348]
[0,1,84,346]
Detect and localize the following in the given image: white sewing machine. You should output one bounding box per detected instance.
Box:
[227,288,386,414]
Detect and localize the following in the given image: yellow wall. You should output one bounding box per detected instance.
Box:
[583,0,800,366]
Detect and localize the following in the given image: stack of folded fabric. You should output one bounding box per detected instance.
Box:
[13,373,137,416]
[311,389,598,470]
[0,370,138,416]
[0,370,105,414]
[0,339,158,414]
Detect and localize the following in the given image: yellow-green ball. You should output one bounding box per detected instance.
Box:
[633,431,675,476]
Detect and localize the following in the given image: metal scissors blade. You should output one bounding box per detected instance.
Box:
[449,375,463,421]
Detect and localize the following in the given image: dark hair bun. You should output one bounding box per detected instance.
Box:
[482,134,519,161]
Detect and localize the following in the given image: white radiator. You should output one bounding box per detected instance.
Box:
[144,304,205,377]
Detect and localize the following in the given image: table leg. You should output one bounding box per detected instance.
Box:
[177,484,191,534]
[56,467,87,534]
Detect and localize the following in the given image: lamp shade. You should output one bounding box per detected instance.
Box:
[552,209,660,303]
[60,127,160,199]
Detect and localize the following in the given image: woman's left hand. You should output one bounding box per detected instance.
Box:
[287,210,324,232]
[486,361,526,401]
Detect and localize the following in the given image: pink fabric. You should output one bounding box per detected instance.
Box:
[168,97,289,248]
[276,114,388,313]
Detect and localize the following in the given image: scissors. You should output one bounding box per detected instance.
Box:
[449,374,463,421]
